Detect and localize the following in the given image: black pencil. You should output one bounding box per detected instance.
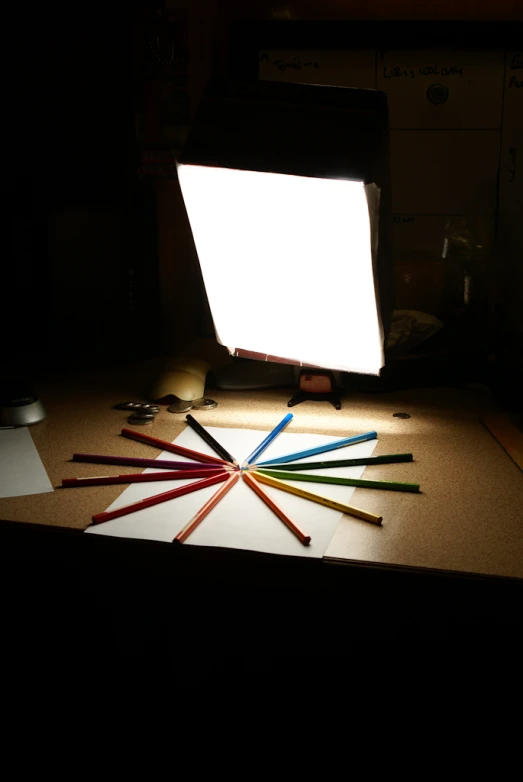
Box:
[251,453,413,471]
[185,414,238,466]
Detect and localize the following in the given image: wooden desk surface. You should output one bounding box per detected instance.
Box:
[1,363,522,581]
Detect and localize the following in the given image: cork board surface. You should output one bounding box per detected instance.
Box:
[1,363,522,580]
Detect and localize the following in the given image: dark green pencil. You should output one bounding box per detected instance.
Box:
[255,468,420,493]
[252,453,413,471]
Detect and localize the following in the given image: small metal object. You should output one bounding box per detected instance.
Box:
[191,398,218,410]
[139,404,160,413]
[127,415,154,425]
[114,401,147,410]
[114,401,160,412]
[128,410,155,420]
[0,393,46,427]
[167,399,193,414]
[393,412,411,419]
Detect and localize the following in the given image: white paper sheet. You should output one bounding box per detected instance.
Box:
[0,427,53,498]
[85,426,377,558]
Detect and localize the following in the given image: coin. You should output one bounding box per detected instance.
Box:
[114,401,160,412]
[167,399,193,413]
[192,398,218,410]
[128,410,155,419]
[127,415,154,425]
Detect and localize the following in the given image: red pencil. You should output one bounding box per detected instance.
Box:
[62,468,225,488]
[91,471,229,525]
[173,472,240,544]
[242,472,311,546]
[120,428,231,466]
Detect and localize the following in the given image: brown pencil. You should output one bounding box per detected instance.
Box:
[120,427,231,466]
[242,471,311,546]
[173,472,240,544]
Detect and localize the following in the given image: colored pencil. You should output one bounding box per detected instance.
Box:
[250,471,382,525]
[185,414,238,466]
[252,453,413,471]
[255,431,378,466]
[242,472,311,546]
[91,471,229,525]
[242,412,293,467]
[120,427,229,467]
[173,472,240,544]
[62,468,226,488]
[72,453,228,471]
[256,469,420,493]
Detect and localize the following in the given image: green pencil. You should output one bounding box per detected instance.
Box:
[252,453,413,471]
[255,468,420,493]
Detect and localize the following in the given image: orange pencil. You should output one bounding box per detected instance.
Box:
[242,471,311,546]
[91,471,229,525]
[173,472,240,544]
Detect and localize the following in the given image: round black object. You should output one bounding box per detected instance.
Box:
[427,83,449,104]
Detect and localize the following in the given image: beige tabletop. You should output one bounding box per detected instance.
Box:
[1,362,522,580]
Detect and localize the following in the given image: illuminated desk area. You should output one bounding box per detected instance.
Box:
[1,365,522,578]
[1,364,522,659]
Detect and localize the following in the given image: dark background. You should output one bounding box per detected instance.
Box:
[4,2,523,409]
[2,4,523,668]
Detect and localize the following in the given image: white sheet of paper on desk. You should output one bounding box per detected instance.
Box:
[0,427,53,498]
[85,426,377,558]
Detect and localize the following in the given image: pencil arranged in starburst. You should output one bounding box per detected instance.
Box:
[62,468,226,488]
[242,472,311,546]
[173,472,240,544]
[73,453,229,471]
[255,431,378,467]
[250,471,382,526]
[121,427,230,467]
[255,468,420,493]
[253,453,413,471]
[242,412,293,468]
[91,471,229,525]
[185,414,238,467]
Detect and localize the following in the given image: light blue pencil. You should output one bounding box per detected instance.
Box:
[255,430,378,466]
[242,413,294,467]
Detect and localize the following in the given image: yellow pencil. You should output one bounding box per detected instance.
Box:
[173,472,240,544]
[250,471,383,526]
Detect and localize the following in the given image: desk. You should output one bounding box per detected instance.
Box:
[1,364,522,653]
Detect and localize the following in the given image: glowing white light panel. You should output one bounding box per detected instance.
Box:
[178,164,384,375]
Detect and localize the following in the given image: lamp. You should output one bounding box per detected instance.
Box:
[175,81,392,400]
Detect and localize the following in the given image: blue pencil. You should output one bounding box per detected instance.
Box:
[242,413,294,467]
[255,430,378,466]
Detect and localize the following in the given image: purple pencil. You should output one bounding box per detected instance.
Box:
[72,453,233,471]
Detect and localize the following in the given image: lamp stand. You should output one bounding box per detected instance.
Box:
[287,370,341,411]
